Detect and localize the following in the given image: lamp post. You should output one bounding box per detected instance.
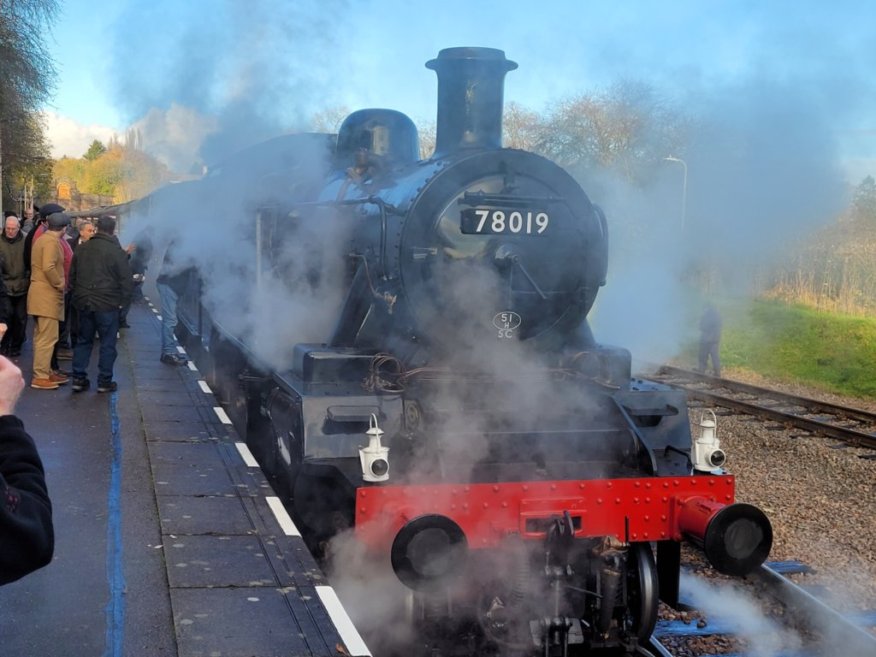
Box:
[664,155,687,232]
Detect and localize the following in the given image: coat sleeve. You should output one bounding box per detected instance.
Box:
[68,250,79,293]
[115,246,135,307]
[0,275,11,325]
[0,415,54,585]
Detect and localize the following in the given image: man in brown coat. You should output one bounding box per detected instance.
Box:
[27,213,69,390]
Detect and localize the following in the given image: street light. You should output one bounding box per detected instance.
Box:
[664,155,687,232]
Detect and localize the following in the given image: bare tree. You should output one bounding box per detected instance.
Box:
[533,80,689,185]
[502,102,542,151]
[0,0,59,208]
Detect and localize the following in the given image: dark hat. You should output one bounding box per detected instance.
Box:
[47,212,72,229]
[39,203,65,218]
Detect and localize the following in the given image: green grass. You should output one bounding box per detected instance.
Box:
[718,299,876,398]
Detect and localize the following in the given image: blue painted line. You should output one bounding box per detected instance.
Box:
[104,391,126,657]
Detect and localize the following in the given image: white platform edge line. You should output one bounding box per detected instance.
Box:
[176,345,186,354]
[213,406,232,425]
[198,380,212,394]
[156,314,163,321]
[234,442,259,468]
[316,586,371,657]
[187,361,198,372]
[265,496,300,537]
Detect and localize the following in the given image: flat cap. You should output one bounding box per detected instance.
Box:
[47,212,72,229]
[39,203,65,218]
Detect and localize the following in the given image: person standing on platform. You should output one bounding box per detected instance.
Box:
[27,212,69,390]
[0,215,29,357]
[156,241,192,366]
[68,216,133,393]
[0,354,54,585]
[21,207,35,235]
[62,220,95,352]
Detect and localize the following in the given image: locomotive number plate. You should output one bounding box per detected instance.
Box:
[460,208,550,235]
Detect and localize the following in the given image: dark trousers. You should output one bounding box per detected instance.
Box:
[698,340,721,377]
[58,291,73,348]
[72,308,120,384]
[0,294,28,353]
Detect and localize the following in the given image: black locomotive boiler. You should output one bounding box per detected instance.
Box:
[165,47,773,655]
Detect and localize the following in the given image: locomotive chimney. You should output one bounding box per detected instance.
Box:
[426,47,517,157]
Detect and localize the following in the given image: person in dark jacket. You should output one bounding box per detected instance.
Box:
[119,231,152,328]
[68,216,133,393]
[697,303,723,377]
[0,354,54,585]
[0,215,29,357]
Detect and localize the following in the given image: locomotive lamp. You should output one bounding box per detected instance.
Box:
[693,410,726,472]
[360,414,390,482]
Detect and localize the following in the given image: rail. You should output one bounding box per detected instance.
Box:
[647,366,876,452]
[651,562,876,656]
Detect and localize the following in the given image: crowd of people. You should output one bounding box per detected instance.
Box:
[0,201,194,586]
[0,203,188,393]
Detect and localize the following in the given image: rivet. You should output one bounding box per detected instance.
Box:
[634,481,641,488]
[597,498,603,504]
[615,498,621,504]
[493,485,500,492]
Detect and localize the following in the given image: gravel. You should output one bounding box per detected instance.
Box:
[659,367,876,655]
[713,367,876,612]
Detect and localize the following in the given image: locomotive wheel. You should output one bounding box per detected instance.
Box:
[628,543,659,641]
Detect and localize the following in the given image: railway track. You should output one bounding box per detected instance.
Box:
[647,365,876,453]
[651,562,876,656]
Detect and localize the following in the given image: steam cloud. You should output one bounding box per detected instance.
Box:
[104,2,876,371]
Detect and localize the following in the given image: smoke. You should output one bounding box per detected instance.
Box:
[121,132,350,370]
[131,105,217,174]
[323,530,418,656]
[108,0,350,171]
[681,573,802,656]
[585,61,862,367]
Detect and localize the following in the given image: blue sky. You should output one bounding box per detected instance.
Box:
[44,0,875,179]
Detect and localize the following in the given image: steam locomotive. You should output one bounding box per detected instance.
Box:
[153,47,772,655]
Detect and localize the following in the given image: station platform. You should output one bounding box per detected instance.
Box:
[0,297,370,657]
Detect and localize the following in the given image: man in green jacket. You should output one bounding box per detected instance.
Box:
[68,216,133,393]
[0,215,29,358]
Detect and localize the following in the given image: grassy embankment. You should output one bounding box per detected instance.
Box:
[719,299,876,399]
